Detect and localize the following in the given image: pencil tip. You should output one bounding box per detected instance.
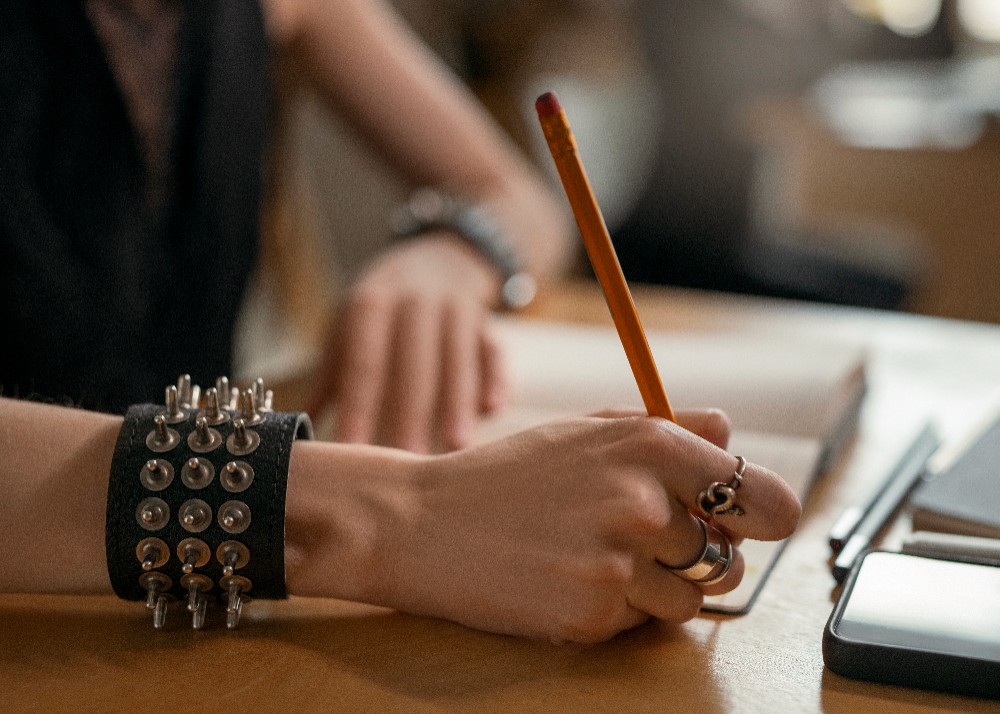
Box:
[535,92,561,118]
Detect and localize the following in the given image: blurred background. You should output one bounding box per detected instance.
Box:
[239,0,1000,377]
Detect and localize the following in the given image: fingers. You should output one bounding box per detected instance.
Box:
[438,303,481,451]
[382,298,444,453]
[329,295,394,445]
[628,541,747,622]
[675,409,730,450]
[650,515,747,595]
[626,561,707,623]
[553,411,797,541]
[627,503,746,621]
[329,292,497,453]
[592,472,746,625]
[633,419,801,542]
[477,324,509,415]
[685,454,800,542]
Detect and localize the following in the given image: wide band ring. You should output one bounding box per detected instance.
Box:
[661,519,734,586]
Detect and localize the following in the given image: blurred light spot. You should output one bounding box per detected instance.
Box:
[958,0,1000,42]
[842,0,941,36]
[842,0,884,22]
[813,64,985,150]
[879,0,941,37]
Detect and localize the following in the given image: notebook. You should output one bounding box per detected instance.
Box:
[476,318,869,613]
[910,410,1000,539]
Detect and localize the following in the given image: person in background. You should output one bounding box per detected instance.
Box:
[1,0,573,452]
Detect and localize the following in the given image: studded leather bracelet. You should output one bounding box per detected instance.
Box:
[106,375,312,630]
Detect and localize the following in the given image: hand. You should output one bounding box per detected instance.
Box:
[286,409,801,643]
[307,233,508,453]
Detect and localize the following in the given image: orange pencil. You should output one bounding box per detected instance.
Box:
[535,91,675,422]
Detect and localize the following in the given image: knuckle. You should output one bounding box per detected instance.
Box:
[581,553,633,586]
[627,416,667,447]
[610,477,669,535]
[395,290,429,317]
[347,285,390,314]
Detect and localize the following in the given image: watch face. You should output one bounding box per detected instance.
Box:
[502,273,537,311]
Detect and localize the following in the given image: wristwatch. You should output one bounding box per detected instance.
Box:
[391,188,537,310]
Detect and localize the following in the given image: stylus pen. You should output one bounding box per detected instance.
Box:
[832,423,941,582]
[828,422,942,553]
[827,505,865,553]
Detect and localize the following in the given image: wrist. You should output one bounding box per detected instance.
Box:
[391,188,537,311]
[104,381,312,629]
[283,440,424,605]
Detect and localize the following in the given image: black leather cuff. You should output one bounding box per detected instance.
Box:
[106,392,312,628]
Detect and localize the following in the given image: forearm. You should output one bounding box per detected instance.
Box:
[262,0,574,282]
[0,397,420,602]
[0,397,118,593]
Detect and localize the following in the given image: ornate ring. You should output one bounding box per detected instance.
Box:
[697,455,748,517]
[660,518,734,586]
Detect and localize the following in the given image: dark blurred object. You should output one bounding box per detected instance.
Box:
[610,1,953,309]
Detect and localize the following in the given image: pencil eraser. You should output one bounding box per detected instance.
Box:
[535,92,562,118]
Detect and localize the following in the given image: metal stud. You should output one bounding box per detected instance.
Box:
[180,456,215,489]
[226,418,260,456]
[218,500,251,534]
[239,388,265,427]
[180,573,213,629]
[176,374,193,409]
[215,376,232,410]
[135,537,170,571]
[146,414,180,453]
[220,575,252,630]
[252,378,273,413]
[153,593,171,629]
[176,538,211,574]
[139,459,174,491]
[136,497,170,531]
[160,385,187,424]
[220,460,254,492]
[201,387,229,426]
[140,572,172,608]
[139,572,173,629]
[216,540,250,577]
[187,415,222,453]
[178,499,212,533]
[191,592,208,629]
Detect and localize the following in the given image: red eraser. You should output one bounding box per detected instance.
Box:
[535,92,562,118]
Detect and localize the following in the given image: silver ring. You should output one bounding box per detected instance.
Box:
[697,455,748,517]
[661,519,734,586]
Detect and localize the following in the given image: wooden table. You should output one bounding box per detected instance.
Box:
[4,282,1000,713]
